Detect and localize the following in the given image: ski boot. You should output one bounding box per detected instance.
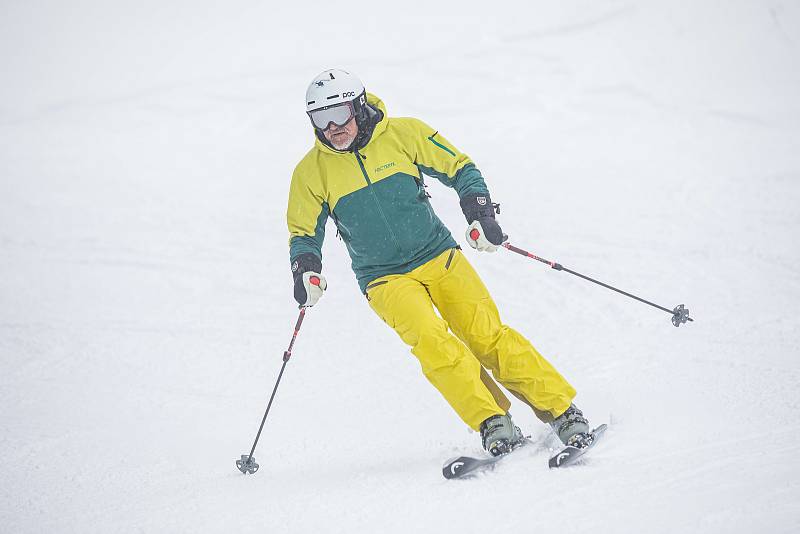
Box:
[480,413,524,457]
[550,404,593,449]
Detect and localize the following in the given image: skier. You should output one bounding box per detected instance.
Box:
[287,69,592,456]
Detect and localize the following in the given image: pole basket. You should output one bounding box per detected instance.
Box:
[236,454,259,475]
[671,304,691,327]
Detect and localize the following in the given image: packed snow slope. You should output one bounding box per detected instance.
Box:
[2,1,799,532]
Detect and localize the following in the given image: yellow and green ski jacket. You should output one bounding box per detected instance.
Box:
[287,94,490,292]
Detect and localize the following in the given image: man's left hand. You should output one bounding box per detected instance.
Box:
[466,219,505,252]
[460,193,506,253]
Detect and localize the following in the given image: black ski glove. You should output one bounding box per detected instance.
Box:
[460,193,505,251]
[291,253,327,307]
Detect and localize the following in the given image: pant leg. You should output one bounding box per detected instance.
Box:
[479,366,513,414]
[425,249,576,421]
[366,273,505,431]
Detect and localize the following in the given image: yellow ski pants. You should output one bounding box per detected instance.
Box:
[365,248,576,431]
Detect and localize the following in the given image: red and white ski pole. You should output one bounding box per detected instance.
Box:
[500,239,693,328]
[236,303,311,475]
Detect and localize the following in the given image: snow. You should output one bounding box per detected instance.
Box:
[1,1,799,532]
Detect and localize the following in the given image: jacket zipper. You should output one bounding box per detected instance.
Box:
[354,151,402,255]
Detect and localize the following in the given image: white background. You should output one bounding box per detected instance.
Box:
[1,1,799,532]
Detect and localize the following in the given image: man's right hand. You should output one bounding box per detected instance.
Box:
[295,272,327,307]
[291,253,327,307]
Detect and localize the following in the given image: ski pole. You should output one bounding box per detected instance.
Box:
[498,239,693,327]
[236,303,311,475]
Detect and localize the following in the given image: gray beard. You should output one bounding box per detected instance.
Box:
[330,135,355,151]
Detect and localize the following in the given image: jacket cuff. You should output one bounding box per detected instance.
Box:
[291,253,322,282]
[460,193,496,223]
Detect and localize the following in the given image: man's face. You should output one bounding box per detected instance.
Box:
[323,117,359,151]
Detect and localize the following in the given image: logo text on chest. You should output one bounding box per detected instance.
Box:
[374,162,396,173]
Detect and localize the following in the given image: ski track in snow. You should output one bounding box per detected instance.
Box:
[1,1,800,533]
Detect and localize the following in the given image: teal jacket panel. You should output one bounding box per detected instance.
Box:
[287,94,490,292]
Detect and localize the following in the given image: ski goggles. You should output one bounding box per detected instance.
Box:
[307,101,355,130]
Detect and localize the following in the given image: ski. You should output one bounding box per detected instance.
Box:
[442,438,532,479]
[443,424,608,479]
[548,424,608,469]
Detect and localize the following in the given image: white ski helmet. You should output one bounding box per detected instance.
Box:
[305,69,368,131]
